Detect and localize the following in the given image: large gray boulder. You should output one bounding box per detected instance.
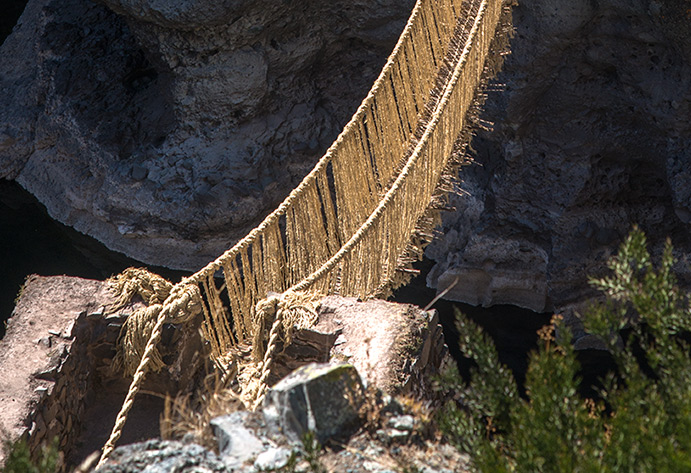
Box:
[261,363,365,445]
[209,411,268,471]
[209,364,365,469]
[426,0,691,312]
[0,0,414,270]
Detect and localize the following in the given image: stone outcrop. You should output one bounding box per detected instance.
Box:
[233,295,447,395]
[0,275,204,470]
[0,275,448,469]
[260,363,365,445]
[0,0,414,270]
[426,0,691,312]
[101,364,470,473]
[314,296,446,396]
[0,276,110,468]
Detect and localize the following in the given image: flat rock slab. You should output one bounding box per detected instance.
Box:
[0,275,112,464]
[313,296,445,395]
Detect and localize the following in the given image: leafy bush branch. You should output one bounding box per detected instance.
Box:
[438,227,691,472]
[1,437,59,473]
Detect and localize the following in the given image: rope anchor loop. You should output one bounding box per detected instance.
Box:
[108,268,202,377]
[239,290,323,409]
[251,290,322,361]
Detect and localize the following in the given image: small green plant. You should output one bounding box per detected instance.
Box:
[1,437,59,473]
[300,431,327,473]
[437,227,691,472]
[257,431,326,473]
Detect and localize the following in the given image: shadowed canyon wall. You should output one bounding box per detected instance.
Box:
[425,0,691,312]
[1,0,690,312]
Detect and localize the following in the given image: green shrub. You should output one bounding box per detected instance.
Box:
[1,437,59,473]
[438,227,691,472]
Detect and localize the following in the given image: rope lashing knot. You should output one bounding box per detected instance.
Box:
[107,267,174,311]
[108,268,202,377]
[164,281,203,323]
[250,290,322,361]
[96,275,203,468]
[251,293,280,361]
[239,290,322,409]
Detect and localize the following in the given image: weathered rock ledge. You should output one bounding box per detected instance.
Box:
[0,275,448,471]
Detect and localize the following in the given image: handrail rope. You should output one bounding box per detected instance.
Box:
[186,0,427,285]
[290,0,491,295]
[248,0,499,408]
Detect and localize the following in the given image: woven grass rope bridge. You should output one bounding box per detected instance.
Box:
[97,0,513,466]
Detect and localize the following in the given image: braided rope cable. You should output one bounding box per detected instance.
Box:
[183,0,427,286]
[96,0,505,462]
[247,298,284,409]
[96,280,201,469]
[96,299,168,469]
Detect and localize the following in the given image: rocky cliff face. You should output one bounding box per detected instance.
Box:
[426,0,691,312]
[0,0,414,269]
[1,0,689,310]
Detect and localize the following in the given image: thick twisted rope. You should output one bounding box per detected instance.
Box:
[96,0,507,465]
[108,269,202,376]
[238,291,321,409]
[97,279,202,468]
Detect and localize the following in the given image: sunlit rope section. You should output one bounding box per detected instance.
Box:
[97,0,508,466]
[194,0,499,369]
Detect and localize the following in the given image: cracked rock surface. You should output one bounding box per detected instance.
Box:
[426,0,691,312]
[0,0,414,269]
